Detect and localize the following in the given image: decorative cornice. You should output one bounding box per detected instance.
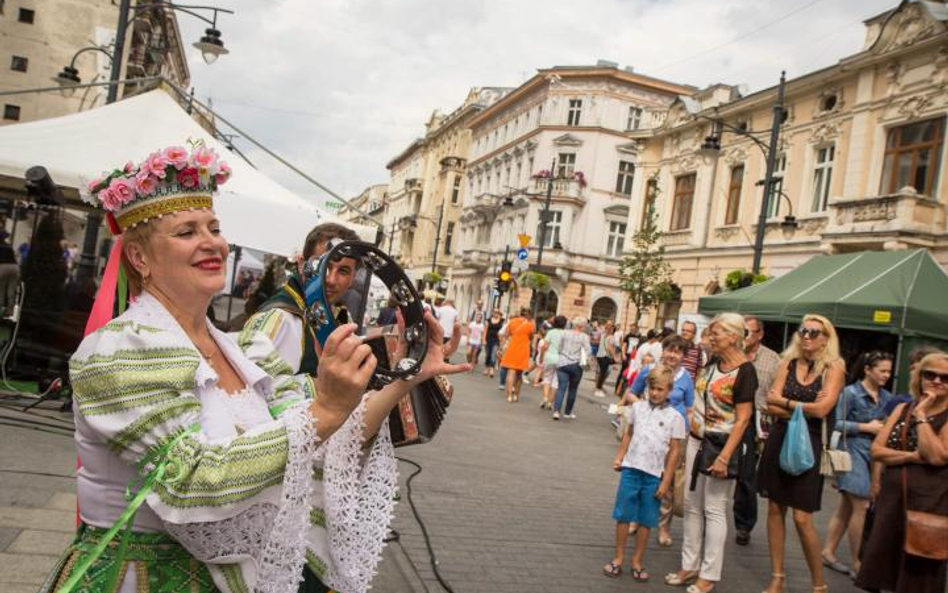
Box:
[723,146,748,166]
[552,133,584,147]
[808,121,841,145]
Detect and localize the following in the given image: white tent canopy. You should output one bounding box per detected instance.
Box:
[0,90,373,255]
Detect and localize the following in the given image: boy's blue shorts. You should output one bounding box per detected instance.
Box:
[612,467,661,528]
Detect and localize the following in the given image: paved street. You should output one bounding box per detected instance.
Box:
[0,370,867,593]
[384,366,866,593]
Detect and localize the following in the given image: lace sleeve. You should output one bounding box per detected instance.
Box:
[163,402,320,593]
[321,395,398,593]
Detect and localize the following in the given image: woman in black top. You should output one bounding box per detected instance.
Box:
[483,310,504,378]
[759,314,846,593]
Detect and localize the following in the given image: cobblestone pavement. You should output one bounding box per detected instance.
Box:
[384,366,867,593]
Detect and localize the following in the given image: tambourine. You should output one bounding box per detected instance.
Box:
[300,239,428,391]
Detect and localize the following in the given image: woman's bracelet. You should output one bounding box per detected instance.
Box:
[783,398,792,410]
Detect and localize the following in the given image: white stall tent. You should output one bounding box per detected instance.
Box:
[0,90,373,256]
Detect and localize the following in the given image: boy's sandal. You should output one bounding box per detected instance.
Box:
[664,570,699,586]
[685,584,714,593]
[602,562,622,578]
[630,567,650,582]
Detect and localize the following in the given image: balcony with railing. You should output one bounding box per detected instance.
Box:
[531,178,583,201]
[823,188,946,246]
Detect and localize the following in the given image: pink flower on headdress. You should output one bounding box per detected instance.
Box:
[124,161,136,174]
[192,146,220,174]
[98,188,120,211]
[214,161,231,186]
[87,178,104,193]
[135,173,158,196]
[109,177,135,206]
[145,152,169,179]
[163,146,189,170]
[177,167,200,189]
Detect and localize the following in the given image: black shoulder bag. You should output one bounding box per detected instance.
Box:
[691,363,742,490]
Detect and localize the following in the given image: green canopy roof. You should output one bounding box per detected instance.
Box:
[698,250,948,340]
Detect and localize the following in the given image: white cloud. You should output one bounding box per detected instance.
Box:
[175,0,896,203]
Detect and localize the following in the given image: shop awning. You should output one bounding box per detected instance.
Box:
[698,249,948,340]
[0,90,373,255]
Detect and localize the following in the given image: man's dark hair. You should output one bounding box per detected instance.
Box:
[303,222,360,259]
[659,327,675,339]
[662,334,692,353]
[553,315,568,329]
[646,329,658,340]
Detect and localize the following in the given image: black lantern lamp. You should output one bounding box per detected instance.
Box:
[193,27,229,64]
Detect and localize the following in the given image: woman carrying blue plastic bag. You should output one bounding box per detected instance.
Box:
[757,314,846,593]
[780,406,815,475]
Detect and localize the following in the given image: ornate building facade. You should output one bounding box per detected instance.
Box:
[451,65,694,322]
[627,0,948,324]
[0,0,190,125]
[384,88,511,290]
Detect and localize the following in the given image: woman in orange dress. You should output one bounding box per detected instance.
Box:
[501,307,536,402]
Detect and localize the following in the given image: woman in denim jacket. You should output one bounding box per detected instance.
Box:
[821,351,894,577]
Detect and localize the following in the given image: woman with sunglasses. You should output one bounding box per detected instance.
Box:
[758,314,846,593]
[821,351,894,578]
[855,352,948,593]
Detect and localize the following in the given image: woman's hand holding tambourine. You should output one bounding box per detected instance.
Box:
[309,324,378,435]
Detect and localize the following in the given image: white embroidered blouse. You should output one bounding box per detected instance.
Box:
[71,293,397,593]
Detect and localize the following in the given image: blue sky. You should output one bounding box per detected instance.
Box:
[176,0,897,207]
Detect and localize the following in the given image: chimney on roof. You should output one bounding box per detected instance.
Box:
[596,59,619,68]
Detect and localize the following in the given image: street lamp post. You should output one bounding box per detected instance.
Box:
[431,198,446,274]
[64,0,233,286]
[751,71,787,275]
[693,72,793,277]
[531,158,558,318]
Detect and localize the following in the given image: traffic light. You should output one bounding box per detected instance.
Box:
[497,260,513,293]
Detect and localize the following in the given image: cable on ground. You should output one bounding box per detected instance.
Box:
[397,456,455,593]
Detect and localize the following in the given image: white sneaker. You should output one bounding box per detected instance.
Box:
[566,413,577,419]
[594,390,605,398]
[552,411,560,420]
[496,385,505,390]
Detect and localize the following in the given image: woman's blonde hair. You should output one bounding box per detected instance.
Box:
[120,220,158,296]
[909,351,948,399]
[782,313,841,377]
[709,312,745,352]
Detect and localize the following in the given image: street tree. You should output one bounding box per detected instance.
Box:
[618,206,674,324]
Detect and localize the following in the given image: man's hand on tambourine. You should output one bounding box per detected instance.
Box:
[311,324,378,427]
[407,312,471,387]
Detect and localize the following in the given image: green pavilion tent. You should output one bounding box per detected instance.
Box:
[698,249,948,390]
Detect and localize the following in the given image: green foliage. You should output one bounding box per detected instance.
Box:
[724,269,770,291]
[423,271,443,286]
[618,190,674,323]
[520,271,550,292]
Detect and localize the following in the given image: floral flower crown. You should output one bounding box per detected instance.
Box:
[81,141,232,233]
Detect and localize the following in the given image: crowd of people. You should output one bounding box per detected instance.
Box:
[460,304,947,593]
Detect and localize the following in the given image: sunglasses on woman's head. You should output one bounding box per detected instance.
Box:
[921,370,948,384]
[797,327,824,339]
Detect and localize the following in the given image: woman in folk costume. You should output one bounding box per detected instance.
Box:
[41,143,467,593]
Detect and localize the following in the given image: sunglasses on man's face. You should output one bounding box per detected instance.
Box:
[921,370,948,384]
[797,327,824,339]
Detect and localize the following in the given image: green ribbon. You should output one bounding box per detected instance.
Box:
[117,265,128,316]
[56,424,200,593]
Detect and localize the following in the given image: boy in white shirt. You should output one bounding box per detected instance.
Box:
[604,364,685,582]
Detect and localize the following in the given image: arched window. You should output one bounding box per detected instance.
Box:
[590,296,617,323]
[529,290,559,319]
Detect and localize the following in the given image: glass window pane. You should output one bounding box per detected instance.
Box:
[896,152,914,189]
[881,153,895,192]
[915,149,930,193]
